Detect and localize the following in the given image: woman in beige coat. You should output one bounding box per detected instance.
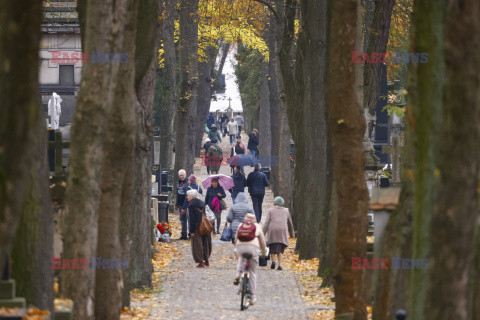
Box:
[262,197,294,270]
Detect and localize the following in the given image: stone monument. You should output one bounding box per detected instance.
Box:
[48,92,62,130]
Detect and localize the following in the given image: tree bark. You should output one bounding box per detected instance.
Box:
[328,0,368,318]
[258,60,271,159]
[425,1,480,319]
[159,0,178,171]
[0,0,43,276]
[174,0,199,178]
[61,1,132,318]
[363,0,396,116]
[291,0,332,264]
[94,0,141,317]
[11,114,53,313]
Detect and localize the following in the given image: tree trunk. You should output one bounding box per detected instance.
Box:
[258,60,271,160]
[125,0,159,296]
[11,114,53,313]
[328,0,368,318]
[159,0,178,171]
[425,1,480,319]
[0,0,43,276]
[363,0,396,116]
[407,0,444,318]
[291,0,332,264]
[174,0,199,178]
[94,0,143,317]
[62,1,131,318]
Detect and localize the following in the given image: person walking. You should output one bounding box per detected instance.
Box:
[220,113,229,135]
[247,129,259,158]
[187,189,212,268]
[234,113,244,138]
[262,197,294,270]
[233,213,267,306]
[182,174,204,238]
[207,124,222,143]
[204,177,227,234]
[207,139,223,174]
[228,166,247,204]
[203,138,213,175]
[229,138,246,174]
[206,113,215,129]
[227,118,239,144]
[226,192,252,243]
[175,169,189,240]
[246,163,270,223]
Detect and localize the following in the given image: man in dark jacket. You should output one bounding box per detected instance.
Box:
[203,138,213,174]
[247,129,259,158]
[247,163,270,223]
[229,166,247,204]
[175,169,189,240]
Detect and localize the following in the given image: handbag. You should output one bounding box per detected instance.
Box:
[220,223,233,241]
[205,205,216,222]
[198,208,214,235]
[219,198,227,211]
[259,247,270,266]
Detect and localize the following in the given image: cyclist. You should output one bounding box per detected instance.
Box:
[233,213,267,306]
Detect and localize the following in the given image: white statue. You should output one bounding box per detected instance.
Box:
[48,92,62,130]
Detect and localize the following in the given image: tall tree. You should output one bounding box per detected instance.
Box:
[0,0,44,276]
[290,0,333,266]
[425,0,480,319]
[174,0,199,178]
[328,0,368,318]
[159,0,178,171]
[61,0,135,318]
[94,0,139,317]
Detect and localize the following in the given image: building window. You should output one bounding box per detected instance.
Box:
[59,65,74,86]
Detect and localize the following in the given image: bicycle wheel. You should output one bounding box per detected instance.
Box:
[240,274,250,311]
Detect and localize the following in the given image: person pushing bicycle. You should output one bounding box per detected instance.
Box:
[233,213,267,306]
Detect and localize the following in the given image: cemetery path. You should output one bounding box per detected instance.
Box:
[144,133,309,319]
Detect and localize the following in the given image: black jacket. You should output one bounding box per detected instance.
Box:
[204,185,226,210]
[247,133,259,151]
[188,198,206,234]
[175,178,188,206]
[229,172,247,198]
[246,169,269,196]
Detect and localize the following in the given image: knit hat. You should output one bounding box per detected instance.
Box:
[274,196,285,206]
[252,129,258,134]
[188,174,197,183]
[245,213,256,222]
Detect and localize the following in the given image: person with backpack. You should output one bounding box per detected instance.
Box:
[187,189,212,268]
[262,197,294,270]
[207,139,223,174]
[233,213,267,306]
[247,163,270,223]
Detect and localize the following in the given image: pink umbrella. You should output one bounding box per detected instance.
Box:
[202,174,235,190]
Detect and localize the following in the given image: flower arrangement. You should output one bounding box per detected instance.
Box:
[157,222,171,235]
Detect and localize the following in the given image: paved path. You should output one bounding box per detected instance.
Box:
[143,133,309,319]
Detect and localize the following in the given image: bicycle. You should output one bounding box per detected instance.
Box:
[238,253,253,311]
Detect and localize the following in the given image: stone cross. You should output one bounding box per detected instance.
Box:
[382,136,402,185]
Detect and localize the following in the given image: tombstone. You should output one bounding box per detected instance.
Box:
[373,64,389,164]
[369,187,401,251]
[48,92,62,130]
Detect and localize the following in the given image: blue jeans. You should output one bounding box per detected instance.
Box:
[232,196,237,204]
[229,134,236,144]
[249,149,257,157]
[251,194,264,223]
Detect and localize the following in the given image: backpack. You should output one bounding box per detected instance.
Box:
[237,221,256,242]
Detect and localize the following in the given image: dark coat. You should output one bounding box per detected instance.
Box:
[204,185,226,210]
[182,183,203,211]
[188,198,206,234]
[207,128,222,142]
[175,178,189,206]
[247,133,259,151]
[206,115,215,128]
[229,172,247,198]
[246,169,269,196]
[203,141,213,154]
